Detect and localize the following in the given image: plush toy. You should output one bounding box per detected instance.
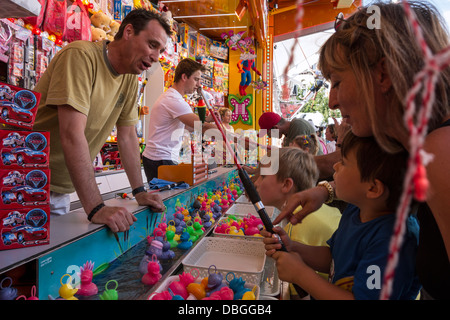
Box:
[237,49,261,96]
[91,26,107,42]
[108,20,120,37]
[90,11,111,33]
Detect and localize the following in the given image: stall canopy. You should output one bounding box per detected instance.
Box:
[270,0,362,42]
[162,0,269,46]
[163,0,362,45]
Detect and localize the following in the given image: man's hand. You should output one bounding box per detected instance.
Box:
[135,191,165,212]
[90,205,137,233]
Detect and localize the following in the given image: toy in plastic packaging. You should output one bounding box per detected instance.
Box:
[64,0,92,42]
[0,82,41,129]
[23,0,47,30]
[42,0,67,38]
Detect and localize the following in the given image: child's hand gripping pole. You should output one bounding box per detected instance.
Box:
[198,88,287,252]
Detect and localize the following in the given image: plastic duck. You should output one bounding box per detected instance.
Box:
[192,199,201,210]
[202,214,212,229]
[159,238,175,260]
[192,221,204,238]
[99,280,118,300]
[205,286,234,300]
[77,261,98,297]
[177,230,193,250]
[226,272,250,300]
[165,229,178,248]
[139,252,162,275]
[158,221,167,234]
[168,279,189,300]
[206,265,226,296]
[178,269,199,288]
[59,274,78,300]
[172,216,185,235]
[150,290,172,300]
[242,286,257,300]
[175,198,183,210]
[0,277,17,300]
[182,208,191,222]
[147,239,163,259]
[221,198,229,211]
[152,227,165,242]
[185,222,199,242]
[142,255,162,285]
[16,285,39,300]
[187,282,206,300]
[168,288,184,300]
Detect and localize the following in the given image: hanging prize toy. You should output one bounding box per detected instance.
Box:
[237,48,261,96]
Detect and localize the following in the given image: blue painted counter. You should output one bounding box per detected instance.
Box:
[35,167,239,299]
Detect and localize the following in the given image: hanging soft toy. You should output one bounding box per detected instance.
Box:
[237,49,261,96]
[221,30,245,51]
[251,78,268,91]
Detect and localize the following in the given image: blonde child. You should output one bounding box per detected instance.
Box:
[254,147,341,298]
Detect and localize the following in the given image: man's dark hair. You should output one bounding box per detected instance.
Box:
[173,58,207,83]
[114,9,172,40]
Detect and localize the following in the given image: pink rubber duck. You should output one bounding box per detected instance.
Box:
[77,261,98,297]
[142,255,162,286]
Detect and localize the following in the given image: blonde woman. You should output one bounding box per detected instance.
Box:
[273,1,450,300]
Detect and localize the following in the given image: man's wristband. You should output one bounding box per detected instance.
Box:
[132,186,147,197]
[88,203,105,221]
[317,181,335,204]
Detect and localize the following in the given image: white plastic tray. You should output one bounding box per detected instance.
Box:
[148,275,260,300]
[182,237,266,284]
[225,203,275,219]
[235,194,251,203]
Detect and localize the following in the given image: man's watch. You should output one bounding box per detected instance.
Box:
[132,186,147,197]
[317,180,335,204]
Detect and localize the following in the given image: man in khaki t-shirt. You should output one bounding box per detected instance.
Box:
[33,10,171,233]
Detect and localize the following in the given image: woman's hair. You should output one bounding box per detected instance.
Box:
[173,58,207,83]
[318,1,450,153]
[275,147,319,192]
[327,124,337,141]
[340,131,409,210]
[291,134,320,155]
[115,9,172,40]
[219,107,232,119]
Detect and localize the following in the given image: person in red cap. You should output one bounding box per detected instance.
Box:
[259,112,323,154]
[254,112,350,181]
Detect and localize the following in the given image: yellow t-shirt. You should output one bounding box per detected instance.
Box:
[33,40,139,193]
[284,204,341,247]
[284,204,341,283]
